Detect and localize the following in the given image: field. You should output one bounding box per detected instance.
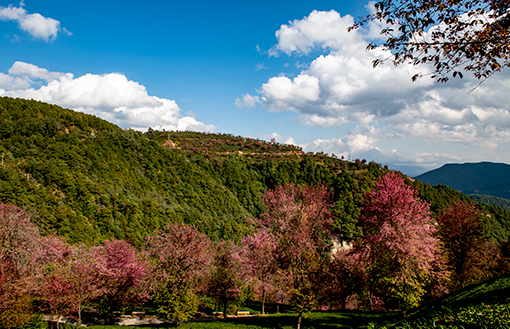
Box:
[35,275,505,329]
[74,310,396,329]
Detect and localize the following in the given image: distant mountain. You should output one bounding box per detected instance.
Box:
[415,162,510,200]
[386,164,431,177]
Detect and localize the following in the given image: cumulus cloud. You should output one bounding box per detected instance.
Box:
[269,10,361,56]
[0,3,67,41]
[235,94,261,108]
[241,8,510,154]
[0,62,216,132]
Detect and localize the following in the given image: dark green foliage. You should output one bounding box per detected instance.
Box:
[1,97,510,247]
[0,97,253,244]
[470,194,510,211]
[376,275,510,328]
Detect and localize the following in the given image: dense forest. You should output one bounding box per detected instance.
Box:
[2,97,510,328]
[0,96,509,245]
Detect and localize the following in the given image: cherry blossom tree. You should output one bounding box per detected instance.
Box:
[352,0,510,82]
[256,184,334,329]
[241,229,279,315]
[90,239,146,324]
[207,240,244,320]
[0,204,40,329]
[145,223,211,326]
[358,172,445,311]
[32,236,78,329]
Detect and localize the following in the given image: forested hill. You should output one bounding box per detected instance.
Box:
[1,96,510,246]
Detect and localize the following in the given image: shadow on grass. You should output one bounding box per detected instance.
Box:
[380,274,510,327]
[109,310,399,329]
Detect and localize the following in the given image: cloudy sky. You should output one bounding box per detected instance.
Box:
[0,0,509,176]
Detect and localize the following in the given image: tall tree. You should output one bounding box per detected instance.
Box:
[145,223,211,326]
[32,236,78,329]
[241,229,279,315]
[437,201,494,289]
[207,240,244,319]
[358,172,445,311]
[351,0,510,82]
[0,204,40,329]
[90,240,146,324]
[256,184,334,329]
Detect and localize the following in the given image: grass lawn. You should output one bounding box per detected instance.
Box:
[81,310,397,329]
[41,275,510,329]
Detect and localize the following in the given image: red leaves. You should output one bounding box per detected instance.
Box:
[145,222,211,290]
[351,0,510,82]
[358,172,444,309]
[436,201,492,288]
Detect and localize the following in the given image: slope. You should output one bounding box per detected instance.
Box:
[1,97,510,247]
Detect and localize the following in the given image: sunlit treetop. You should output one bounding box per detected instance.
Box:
[350,0,510,82]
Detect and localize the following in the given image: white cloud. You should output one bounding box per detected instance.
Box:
[0,72,31,89]
[0,62,216,133]
[255,63,269,71]
[235,93,261,108]
[243,9,510,155]
[8,61,65,81]
[0,4,66,42]
[260,74,321,112]
[269,10,361,56]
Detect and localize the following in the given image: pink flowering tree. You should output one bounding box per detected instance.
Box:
[145,223,211,326]
[32,236,79,329]
[207,240,244,319]
[90,239,146,324]
[241,229,279,314]
[0,204,40,329]
[358,172,446,311]
[256,184,334,329]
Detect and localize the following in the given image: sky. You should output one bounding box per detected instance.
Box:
[0,1,509,177]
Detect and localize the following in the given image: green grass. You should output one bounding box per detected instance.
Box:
[28,275,510,329]
[81,310,396,329]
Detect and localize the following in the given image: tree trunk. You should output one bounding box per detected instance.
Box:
[296,314,302,329]
[223,302,228,320]
[78,304,82,327]
[261,289,265,315]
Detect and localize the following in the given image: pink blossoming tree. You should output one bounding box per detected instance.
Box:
[145,223,211,326]
[255,184,334,329]
[358,172,446,311]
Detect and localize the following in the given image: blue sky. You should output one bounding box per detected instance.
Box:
[1,0,509,176]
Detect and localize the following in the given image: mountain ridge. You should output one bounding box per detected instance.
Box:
[415,162,510,200]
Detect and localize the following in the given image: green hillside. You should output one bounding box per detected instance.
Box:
[1,97,510,246]
[381,274,510,328]
[470,194,510,211]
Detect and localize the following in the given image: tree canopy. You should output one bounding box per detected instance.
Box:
[351,0,510,82]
